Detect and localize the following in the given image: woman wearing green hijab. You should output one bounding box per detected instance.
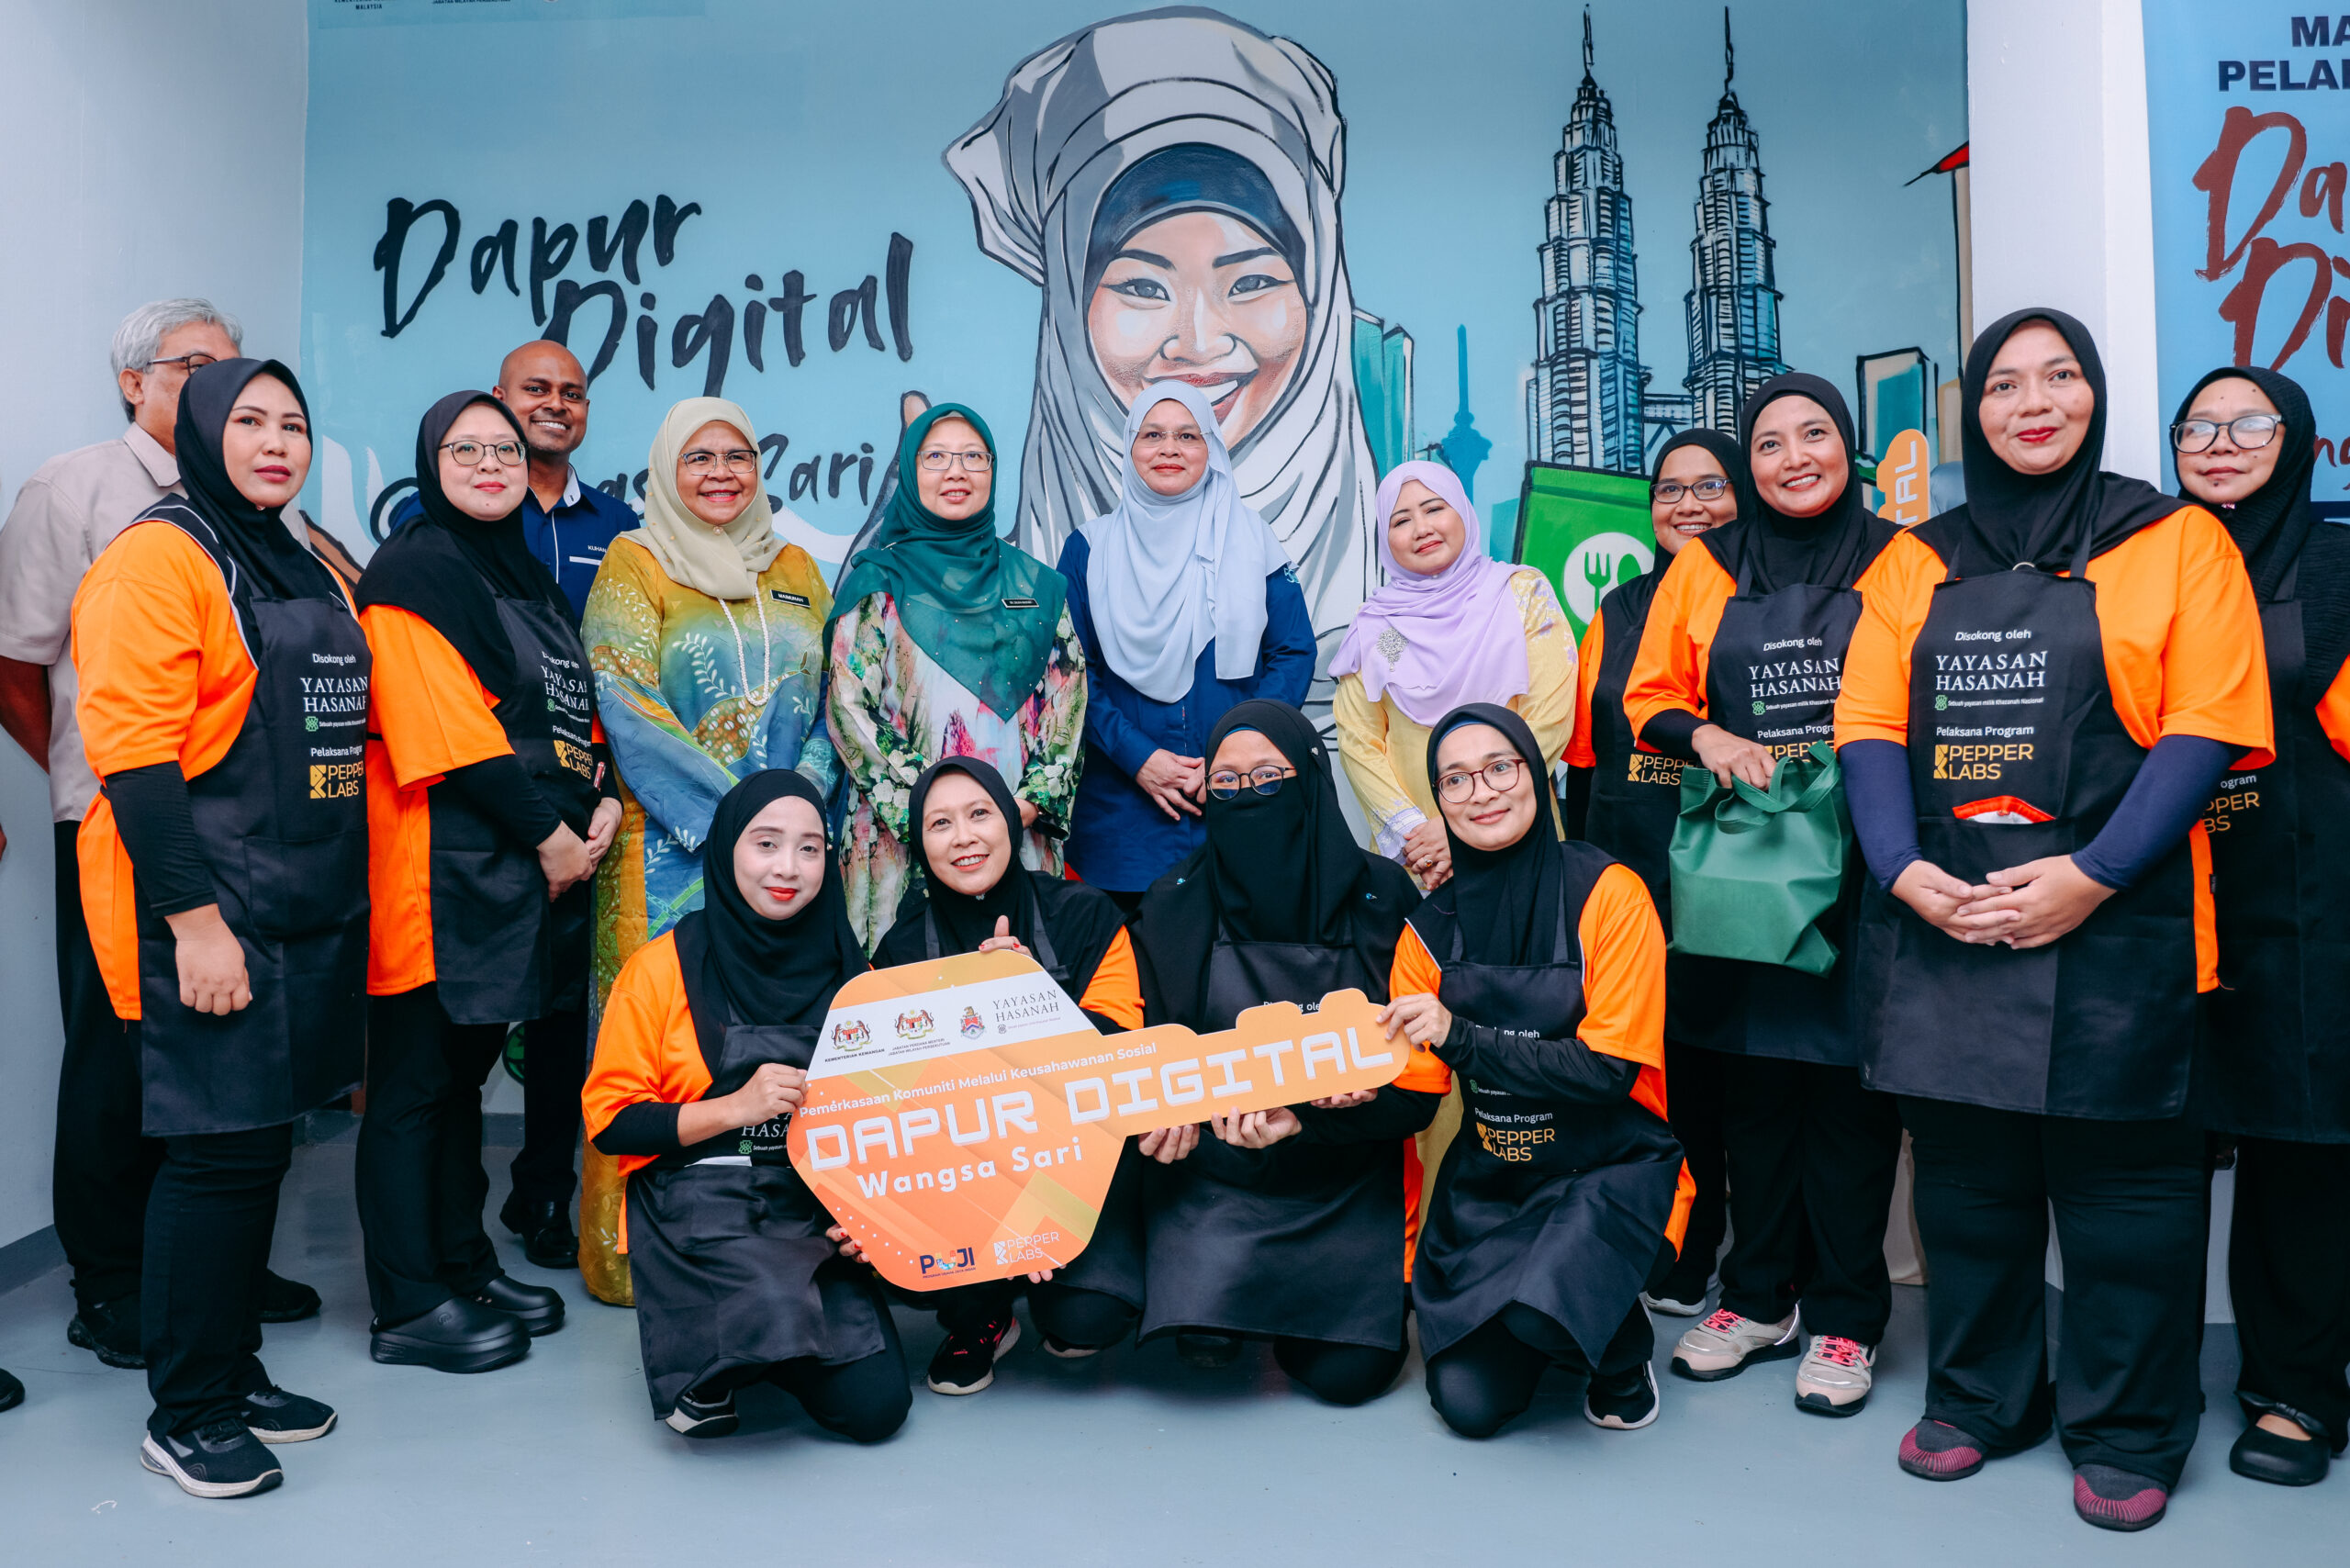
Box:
[825,404,1087,946]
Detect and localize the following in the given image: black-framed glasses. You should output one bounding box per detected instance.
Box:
[1437,757,1525,803]
[680,447,759,476]
[442,439,523,468]
[917,448,993,472]
[2171,414,2282,454]
[144,352,219,374]
[1651,476,1731,503]
[1207,764,1295,799]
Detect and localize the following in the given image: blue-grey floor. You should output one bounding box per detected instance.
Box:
[1,1134,2338,1566]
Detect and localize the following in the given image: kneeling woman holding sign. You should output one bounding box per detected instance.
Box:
[875,757,1147,1394]
[1128,700,1438,1405]
[582,771,907,1442]
[1389,705,1689,1437]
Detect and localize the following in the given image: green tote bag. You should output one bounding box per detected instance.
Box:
[1667,742,1852,977]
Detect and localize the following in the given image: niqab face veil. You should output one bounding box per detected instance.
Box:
[947,8,1377,701]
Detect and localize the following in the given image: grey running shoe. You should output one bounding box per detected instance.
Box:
[1670,1307,1801,1381]
[1793,1335,1875,1416]
[1641,1289,1707,1317]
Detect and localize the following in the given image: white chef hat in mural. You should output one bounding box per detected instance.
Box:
[946,6,1376,692]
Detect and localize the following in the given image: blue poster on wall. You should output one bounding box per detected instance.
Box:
[300,0,1965,660]
[2145,3,2350,498]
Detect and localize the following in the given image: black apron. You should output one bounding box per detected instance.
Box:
[922,889,1149,1309]
[1857,537,2201,1118]
[626,928,890,1417]
[1411,847,1685,1362]
[2203,560,2350,1142]
[130,514,369,1137]
[1673,565,1863,1064]
[427,596,599,1025]
[1138,935,1408,1349]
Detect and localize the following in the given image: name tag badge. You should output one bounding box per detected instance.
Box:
[770,590,811,607]
[1002,597,1039,609]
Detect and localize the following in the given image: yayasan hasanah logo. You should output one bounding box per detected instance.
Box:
[830,1019,870,1051]
[960,1005,984,1038]
[894,1009,936,1040]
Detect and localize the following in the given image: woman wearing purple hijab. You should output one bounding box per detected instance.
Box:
[1333,461,1576,892]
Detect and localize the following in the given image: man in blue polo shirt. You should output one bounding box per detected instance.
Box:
[391,338,635,1272]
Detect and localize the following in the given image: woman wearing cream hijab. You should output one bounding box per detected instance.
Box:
[576,397,841,1304]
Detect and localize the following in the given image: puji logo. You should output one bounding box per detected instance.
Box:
[831,1019,871,1051]
[959,1005,984,1038]
[894,1009,936,1040]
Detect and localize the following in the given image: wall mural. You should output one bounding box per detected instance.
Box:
[303,0,1966,682]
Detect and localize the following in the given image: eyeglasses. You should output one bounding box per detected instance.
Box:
[1437,757,1525,803]
[1207,765,1295,799]
[144,353,218,374]
[1651,476,1731,503]
[2171,414,2282,454]
[917,448,993,473]
[442,439,523,468]
[680,447,759,476]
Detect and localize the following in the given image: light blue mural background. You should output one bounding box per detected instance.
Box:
[300,0,1966,565]
[2145,1,2349,498]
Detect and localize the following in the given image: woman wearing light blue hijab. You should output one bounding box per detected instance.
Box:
[1056,383,1316,910]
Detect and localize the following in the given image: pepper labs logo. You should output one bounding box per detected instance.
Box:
[960,1005,985,1038]
[830,1019,871,1052]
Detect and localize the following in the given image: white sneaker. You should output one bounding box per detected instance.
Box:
[1669,1307,1802,1382]
[1793,1334,1875,1416]
[1641,1289,1707,1317]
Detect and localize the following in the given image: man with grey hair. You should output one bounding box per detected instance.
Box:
[0,297,322,1373]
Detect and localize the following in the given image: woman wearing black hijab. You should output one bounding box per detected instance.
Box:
[1391,704,1687,1437]
[583,771,906,1442]
[874,756,1145,1394]
[355,392,623,1372]
[1834,310,2270,1530]
[71,359,360,1495]
[2171,366,2350,1488]
[1126,699,1438,1404]
[1567,427,1744,1319]
[1621,376,1906,1417]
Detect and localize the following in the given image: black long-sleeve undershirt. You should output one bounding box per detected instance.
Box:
[592,1101,681,1157]
[105,761,214,915]
[1292,1084,1444,1144]
[439,753,563,847]
[1434,1015,1640,1104]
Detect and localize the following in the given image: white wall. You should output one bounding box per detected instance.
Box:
[0,0,308,1250]
[1966,0,2160,482]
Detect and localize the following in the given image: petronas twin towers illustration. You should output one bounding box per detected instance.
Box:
[1528,9,1786,474]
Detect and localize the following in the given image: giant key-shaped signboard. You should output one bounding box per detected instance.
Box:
[789,951,1405,1291]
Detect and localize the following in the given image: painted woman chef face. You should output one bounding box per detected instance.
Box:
[1088,208,1306,449]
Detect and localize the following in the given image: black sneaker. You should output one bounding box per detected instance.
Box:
[238,1385,338,1443]
[928,1315,1021,1394]
[370,1296,531,1374]
[1585,1361,1662,1430]
[257,1271,322,1324]
[140,1419,285,1498]
[0,1367,22,1413]
[469,1273,565,1337]
[500,1193,581,1271]
[664,1388,740,1439]
[1040,1335,1101,1361]
[1176,1332,1243,1371]
[68,1297,144,1369]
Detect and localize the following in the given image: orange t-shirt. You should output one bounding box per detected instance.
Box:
[1833,506,2275,990]
[360,604,517,995]
[1076,927,1146,1031]
[580,932,708,1253]
[1564,611,1606,770]
[71,521,352,1020]
[1386,859,1695,1269]
[1620,541,1740,752]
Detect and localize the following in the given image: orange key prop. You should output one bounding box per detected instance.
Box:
[788,950,1404,1291]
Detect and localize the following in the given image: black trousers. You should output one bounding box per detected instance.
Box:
[1426,1301,1654,1439]
[355,985,507,1325]
[509,1007,587,1212]
[1654,1036,1728,1301]
[1903,1098,2208,1488]
[140,1115,292,1438]
[690,1309,911,1442]
[1715,1053,1901,1343]
[933,1280,1146,1355]
[2230,1136,2350,1450]
[52,819,163,1312]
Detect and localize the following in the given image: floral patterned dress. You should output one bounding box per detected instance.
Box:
[826,590,1086,948]
[577,533,839,1303]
